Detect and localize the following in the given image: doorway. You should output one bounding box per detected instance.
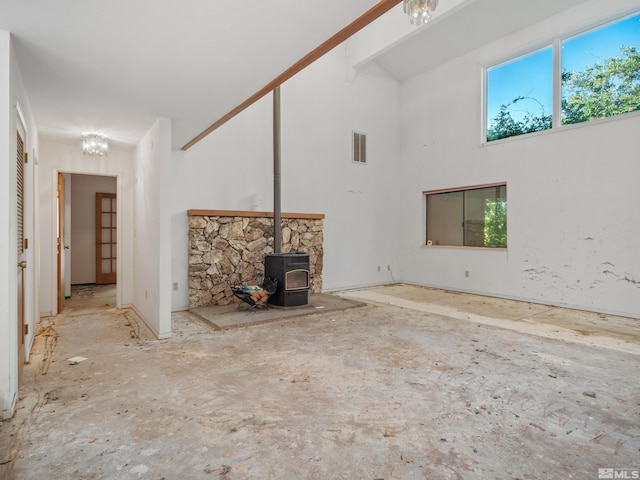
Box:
[56,174,117,310]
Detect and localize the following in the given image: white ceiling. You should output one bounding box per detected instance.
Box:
[1,0,385,150]
[373,0,587,81]
[0,0,599,151]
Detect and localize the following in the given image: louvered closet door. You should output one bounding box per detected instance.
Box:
[95,193,117,284]
[17,130,26,376]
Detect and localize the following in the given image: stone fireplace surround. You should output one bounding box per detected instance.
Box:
[188,210,324,307]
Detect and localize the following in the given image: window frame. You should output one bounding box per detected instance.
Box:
[423,182,508,249]
[482,10,640,144]
[485,45,554,143]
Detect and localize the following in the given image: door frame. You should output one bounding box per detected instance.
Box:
[56,173,64,313]
[51,170,123,314]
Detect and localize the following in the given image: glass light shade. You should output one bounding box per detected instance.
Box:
[82,134,109,155]
[403,0,438,26]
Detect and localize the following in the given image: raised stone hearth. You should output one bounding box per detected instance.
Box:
[188,210,324,307]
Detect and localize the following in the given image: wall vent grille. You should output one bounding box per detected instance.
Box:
[352,131,366,164]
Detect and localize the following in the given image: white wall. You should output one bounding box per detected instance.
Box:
[280,54,401,292]
[70,174,117,284]
[169,95,274,310]
[38,142,135,316]
[170,45,402,310]
[397,1,640,318]
[0,30,14,419]
[133,118,172,338]
[1,32,39,419]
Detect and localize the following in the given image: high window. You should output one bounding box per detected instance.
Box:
[562,14,640,125]
[425,184,507,248]
[485,12,640,142]
[486,47,553,142]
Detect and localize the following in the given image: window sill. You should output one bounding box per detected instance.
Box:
[422,245,508,252]
[481,108,640,148]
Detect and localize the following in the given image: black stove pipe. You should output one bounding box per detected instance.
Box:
[273,86,282,254]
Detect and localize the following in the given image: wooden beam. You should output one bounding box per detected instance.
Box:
[181,0,402,150]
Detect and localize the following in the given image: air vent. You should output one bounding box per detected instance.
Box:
[352,131,366,164]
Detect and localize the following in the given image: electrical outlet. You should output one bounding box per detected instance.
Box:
[377,266,381,272]
[465,270,469,278]
[387,265,391,271]
[173,282,179,291]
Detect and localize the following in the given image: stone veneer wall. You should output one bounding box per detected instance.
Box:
[188,210,324,307]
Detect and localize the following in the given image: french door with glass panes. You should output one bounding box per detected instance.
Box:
[95,193,116,284]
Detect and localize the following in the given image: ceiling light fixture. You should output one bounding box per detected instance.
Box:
[82,134,109,156]
[403,0,438,26]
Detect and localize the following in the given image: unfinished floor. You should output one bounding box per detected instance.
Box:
[1,284,639,480]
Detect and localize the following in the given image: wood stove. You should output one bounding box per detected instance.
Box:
[265,252,310,307]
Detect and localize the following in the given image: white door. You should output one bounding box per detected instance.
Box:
[17,128,26,376]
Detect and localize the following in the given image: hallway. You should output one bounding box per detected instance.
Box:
[1,284,639,479]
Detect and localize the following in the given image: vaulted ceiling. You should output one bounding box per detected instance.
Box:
[0,0,593,151]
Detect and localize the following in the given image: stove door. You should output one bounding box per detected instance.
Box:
[286,269,309,291]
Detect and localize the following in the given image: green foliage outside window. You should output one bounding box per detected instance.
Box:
[562,46,640,125]
[484,201,507,247]
[487,97,552,141]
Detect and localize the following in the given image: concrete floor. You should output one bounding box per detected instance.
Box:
[1,284,639,479]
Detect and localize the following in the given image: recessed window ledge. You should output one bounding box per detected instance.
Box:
[421,245,508,252]
[481,108,640,148]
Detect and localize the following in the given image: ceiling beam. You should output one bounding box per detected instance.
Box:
[181,0,402,150]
